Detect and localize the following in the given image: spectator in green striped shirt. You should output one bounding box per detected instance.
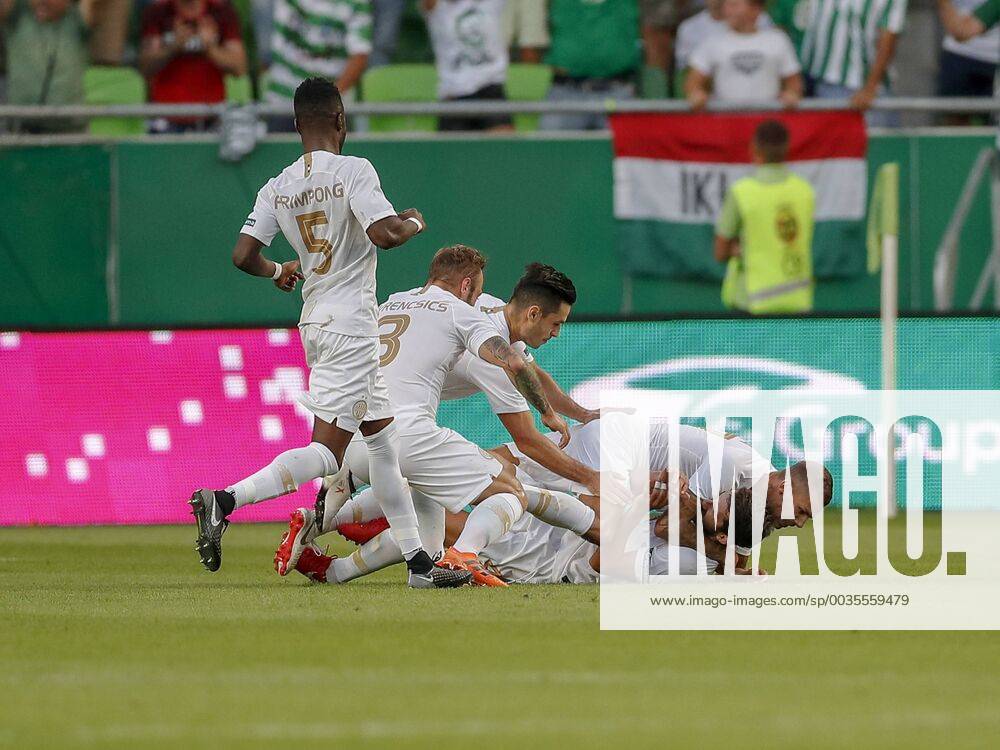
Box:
[801,0,907,127]
[266,0,372,129]
[937,0,1000,38]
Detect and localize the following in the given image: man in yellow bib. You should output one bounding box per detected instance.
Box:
[714,120,816,314]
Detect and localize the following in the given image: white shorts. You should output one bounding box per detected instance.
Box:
[298,325,394,432]
[346,417,503,514]
[481,514,597,584]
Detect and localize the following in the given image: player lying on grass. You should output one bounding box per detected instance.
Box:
[186,77,469,588]
[274,246,599,586]
[495,413,832,572]
[300,474,754,584]
[300,414,830,583]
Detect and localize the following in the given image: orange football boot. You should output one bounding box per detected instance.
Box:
[436,547,508,587]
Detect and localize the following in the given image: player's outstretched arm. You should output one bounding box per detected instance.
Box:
[498,411,600,495]
[367,208,427,250]
[532,363,598,423]
[478,336,570,446]
[232,233,303,292]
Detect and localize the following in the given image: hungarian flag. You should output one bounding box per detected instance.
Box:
[611,111,868,280]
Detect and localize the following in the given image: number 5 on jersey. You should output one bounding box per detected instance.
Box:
[296,211,333,274]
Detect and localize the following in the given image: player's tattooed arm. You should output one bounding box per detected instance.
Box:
[479,336,571,446]
[479,336,548,410]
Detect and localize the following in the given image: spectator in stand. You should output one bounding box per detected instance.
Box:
[539,0,641,131]
[675,0,773,73]
[423,0,511,131]
[140,0,247,133]
[502,0,547,63]
[251,0,273,69]
[641,1,690,93]
[265,0,370,129]
[686,0,801,110]
[936,0,999,123]
[800,0,907,127]
[1,0,92,133]
[939,0,1000,34]
[370,0,405,68]
[88,0,131,63]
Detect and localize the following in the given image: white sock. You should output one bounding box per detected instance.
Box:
[329,529,403,584]
[227,442,336,510]
[363,424,422,558]
[411,490,445,560]
[523,484,595,536]
[332,486,384,527]
[453,493,523,555]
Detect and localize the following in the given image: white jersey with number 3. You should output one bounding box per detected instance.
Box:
[241,150,397,337]
[440,291,533,415]
[377,285,500,426]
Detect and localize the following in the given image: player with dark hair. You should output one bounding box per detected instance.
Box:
[186,77,471,589]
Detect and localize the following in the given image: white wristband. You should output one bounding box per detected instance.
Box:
[404,216,424,234]
[271,261,283,280]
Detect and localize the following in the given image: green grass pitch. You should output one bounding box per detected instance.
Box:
[1,518,998,749]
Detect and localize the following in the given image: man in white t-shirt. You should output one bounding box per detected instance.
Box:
[187,78,473,589]
[686,0,802,109]
[675,0,773,72]
[423,0,513,131]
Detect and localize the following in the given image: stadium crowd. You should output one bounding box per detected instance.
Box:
[1,0,997,133]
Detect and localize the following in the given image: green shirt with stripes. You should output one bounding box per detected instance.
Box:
[800,0,908,90]
[973,0,1000,29]
[266,0,372,102]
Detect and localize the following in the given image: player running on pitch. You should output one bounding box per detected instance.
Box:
[187,77,469,589]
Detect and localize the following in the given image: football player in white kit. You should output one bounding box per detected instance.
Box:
[275,247,600,586]
[187,78,469,588]
[499,414,831,571]
[440,263,603,497]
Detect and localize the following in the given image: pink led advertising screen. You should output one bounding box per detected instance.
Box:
[0,329,321,526]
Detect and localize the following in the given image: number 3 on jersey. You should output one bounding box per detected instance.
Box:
[295,211,333,274]
[379,314,410,366]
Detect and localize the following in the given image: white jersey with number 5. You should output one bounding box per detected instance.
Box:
[241,150,397,338]
[377,285,500,426]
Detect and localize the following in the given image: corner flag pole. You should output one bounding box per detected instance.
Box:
[869,164,900,520]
